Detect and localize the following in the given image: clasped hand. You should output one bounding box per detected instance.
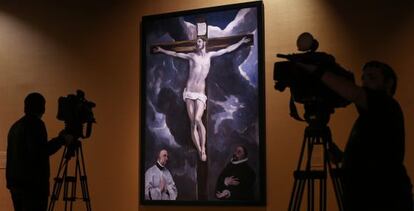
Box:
[224,176,240,186]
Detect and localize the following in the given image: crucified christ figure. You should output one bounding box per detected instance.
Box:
[154,36,251,162]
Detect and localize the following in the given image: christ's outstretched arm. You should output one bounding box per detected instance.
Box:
[209,36,251,58]
[154,46,191,60]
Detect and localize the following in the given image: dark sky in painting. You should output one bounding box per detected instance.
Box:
[183,10,239,29]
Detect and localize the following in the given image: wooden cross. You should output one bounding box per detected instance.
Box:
[151,34,254,53]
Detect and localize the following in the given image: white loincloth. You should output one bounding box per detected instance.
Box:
[183,88,207,109]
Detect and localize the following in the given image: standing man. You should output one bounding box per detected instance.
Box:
[144,149,178,200]
[6,92,70,211]
[301,59,413,211]
[153,36,251,162]
[215,145,256,200]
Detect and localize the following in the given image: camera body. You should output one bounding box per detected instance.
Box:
[274,51,354,110]
[57,90,96,138]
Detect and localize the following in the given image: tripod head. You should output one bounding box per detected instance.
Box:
[64,139,82,159]
[301,102,346,166]
[62,121,93,159]
[303,102,333,129]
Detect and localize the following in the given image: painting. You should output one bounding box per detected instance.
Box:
[140,1,265,205]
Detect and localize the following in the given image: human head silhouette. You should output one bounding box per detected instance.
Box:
[24,92,45,118]
[362,61,397,96]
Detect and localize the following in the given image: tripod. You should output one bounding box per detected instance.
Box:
[48,140,92,211]
[288,115,344,211]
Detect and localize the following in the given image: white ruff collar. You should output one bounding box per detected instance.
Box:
[157,161,165,168]
[231,157,248,164]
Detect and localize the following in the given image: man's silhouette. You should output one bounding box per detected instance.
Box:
[6,92,70,211]
[301,59,413,211]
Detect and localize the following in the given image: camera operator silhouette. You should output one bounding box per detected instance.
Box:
[153,36,251,162]
[295,32,413,211]
[6,92,74,211]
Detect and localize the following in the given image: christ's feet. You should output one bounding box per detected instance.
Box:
[199,150,207,162]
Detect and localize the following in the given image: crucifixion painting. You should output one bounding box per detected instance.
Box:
[153,30,252,161]
[142,3,264,203]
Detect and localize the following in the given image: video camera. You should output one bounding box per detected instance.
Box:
[274,52,354,108]
[273,32,354,124]
[57,90,96,139]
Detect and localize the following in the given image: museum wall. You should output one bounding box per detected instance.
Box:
[0,0,413,211]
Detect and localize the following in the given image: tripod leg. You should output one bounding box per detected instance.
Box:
[49,147,69,211]
[78,144,92,211]
[62,148,77,211]
[289,173,308,211]
[324,128,344,211]
[308,177,314,211]
[68,148,80,211]
[320,137,328,211]
[296,130,309,171]
[289,174,305,211]
[320,175,326,211]
[307,136,316,211]
[64,157,79,211]
[288,178,298,210]
[328,162,344,211]
[63,160,71,211]
[296,178,307,211]
[289,132,312,211]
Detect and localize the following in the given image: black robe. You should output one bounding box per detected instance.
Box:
[215,159,256,200]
